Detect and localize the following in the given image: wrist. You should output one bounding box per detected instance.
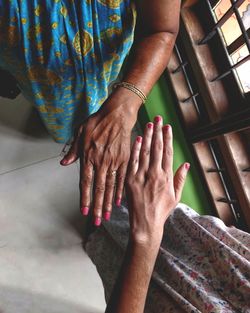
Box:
[110,84,143,113]
[128,237,161,262]
[129,231,163,251]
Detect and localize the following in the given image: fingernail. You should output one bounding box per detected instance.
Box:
[136,136,142,143]
[81,206,89,216]
[163,125,170,132]
[154,115,162,123]
[104,211,111,221]
[147,122,154,129]
[94,217,102,227]
[116,198,121,206]
[185,163,190,170]
[60,159,67,166]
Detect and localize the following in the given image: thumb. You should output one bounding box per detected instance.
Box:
[174,163,190,202]
[60,124,84,166]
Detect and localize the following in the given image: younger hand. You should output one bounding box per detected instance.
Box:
[125,116,190,245]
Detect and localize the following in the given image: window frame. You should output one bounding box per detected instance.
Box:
[167,0,250,231]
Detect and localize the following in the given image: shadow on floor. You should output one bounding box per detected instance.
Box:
[0,95,49,139]
[0,285,103,313]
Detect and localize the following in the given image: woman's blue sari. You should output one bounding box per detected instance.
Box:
[0,0,136,142]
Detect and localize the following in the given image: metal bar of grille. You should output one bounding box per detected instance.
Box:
[233,5,250,53]
[227,28,250,55]
[242,167,250,172]
[208,141,240,222]
[211,54,250,81]
[173,45,201,116]
[209,0,221,8]
[199,0,245,45]
[207,168,225,173]
[172,61,188,74]
[217,197,238,204]
[181,92,199,103]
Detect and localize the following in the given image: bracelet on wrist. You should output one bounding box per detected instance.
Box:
[113,81,147,104]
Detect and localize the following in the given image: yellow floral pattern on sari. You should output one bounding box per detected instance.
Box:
[0,0,136,142]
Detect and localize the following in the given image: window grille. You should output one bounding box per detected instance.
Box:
[167,0,250,231]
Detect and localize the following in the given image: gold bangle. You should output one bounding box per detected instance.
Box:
[113,82,147,104]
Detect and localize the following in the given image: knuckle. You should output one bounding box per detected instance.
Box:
[126,175,143,189]
[126,176,134,187]
[132,158,139,165]
[93,140,101,151]
[147,173,158,184]
[81,175,92,187]
[147,166,161,177]
[165,147,173,157]
[95,184,105,193]
[106,180,115,189]
[176,174,185,185]
[141,148,150,157]
[135,173,144,184]
[154,140,163,150]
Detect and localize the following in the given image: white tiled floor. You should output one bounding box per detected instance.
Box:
[0,95,106,313]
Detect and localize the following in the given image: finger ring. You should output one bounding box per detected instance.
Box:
[110,170,117,177]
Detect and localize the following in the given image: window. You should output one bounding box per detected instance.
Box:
[213,0,250,93]
[167,0,250,231]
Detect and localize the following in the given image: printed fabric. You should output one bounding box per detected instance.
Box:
[0,0,136,142]
[86,203,250,313]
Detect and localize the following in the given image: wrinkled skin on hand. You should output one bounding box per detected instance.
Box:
[60,89,139,224]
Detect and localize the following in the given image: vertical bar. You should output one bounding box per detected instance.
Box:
[174,45,202,116]
[233,5,250,53]
[208,141,240,223]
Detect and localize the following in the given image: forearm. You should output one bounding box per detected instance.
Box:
[123,31,176,98]
[105,238,161,313]
[111,32,177,114]
[105,0,181,117]
[114,0,181,112]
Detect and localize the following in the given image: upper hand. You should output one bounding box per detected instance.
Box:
[125,115,190,245]
[60,90,140,225]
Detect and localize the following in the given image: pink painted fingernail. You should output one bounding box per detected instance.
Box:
[136,136,142,143]
[81,207,89,216]
[154,115,162,123]
[104,211,111,221]
[116,198,121,206]
[147,122,154,129]
[163,125,170,132]
[185,163,190,170]
[94,217,102,227]
[60,159,67,166]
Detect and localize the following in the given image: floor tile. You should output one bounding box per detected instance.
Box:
[0,157,105,313]
[0,95,63,174]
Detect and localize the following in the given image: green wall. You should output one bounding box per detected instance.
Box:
[138,76,211,215]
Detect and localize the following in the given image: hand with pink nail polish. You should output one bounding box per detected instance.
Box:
[125,116,190,246]
[60,88,140,224]
[106,117,189,313]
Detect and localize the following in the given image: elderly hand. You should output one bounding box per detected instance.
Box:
[125,115,190,245]
[60,88,141,225]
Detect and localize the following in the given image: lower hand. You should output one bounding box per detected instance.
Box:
[125,115,190,246]
[60,89,140,225]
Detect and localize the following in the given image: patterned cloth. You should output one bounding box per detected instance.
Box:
[86,203,250,313]
[0,0,136,142]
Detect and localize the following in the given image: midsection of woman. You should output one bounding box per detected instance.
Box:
[0,0,136,142]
